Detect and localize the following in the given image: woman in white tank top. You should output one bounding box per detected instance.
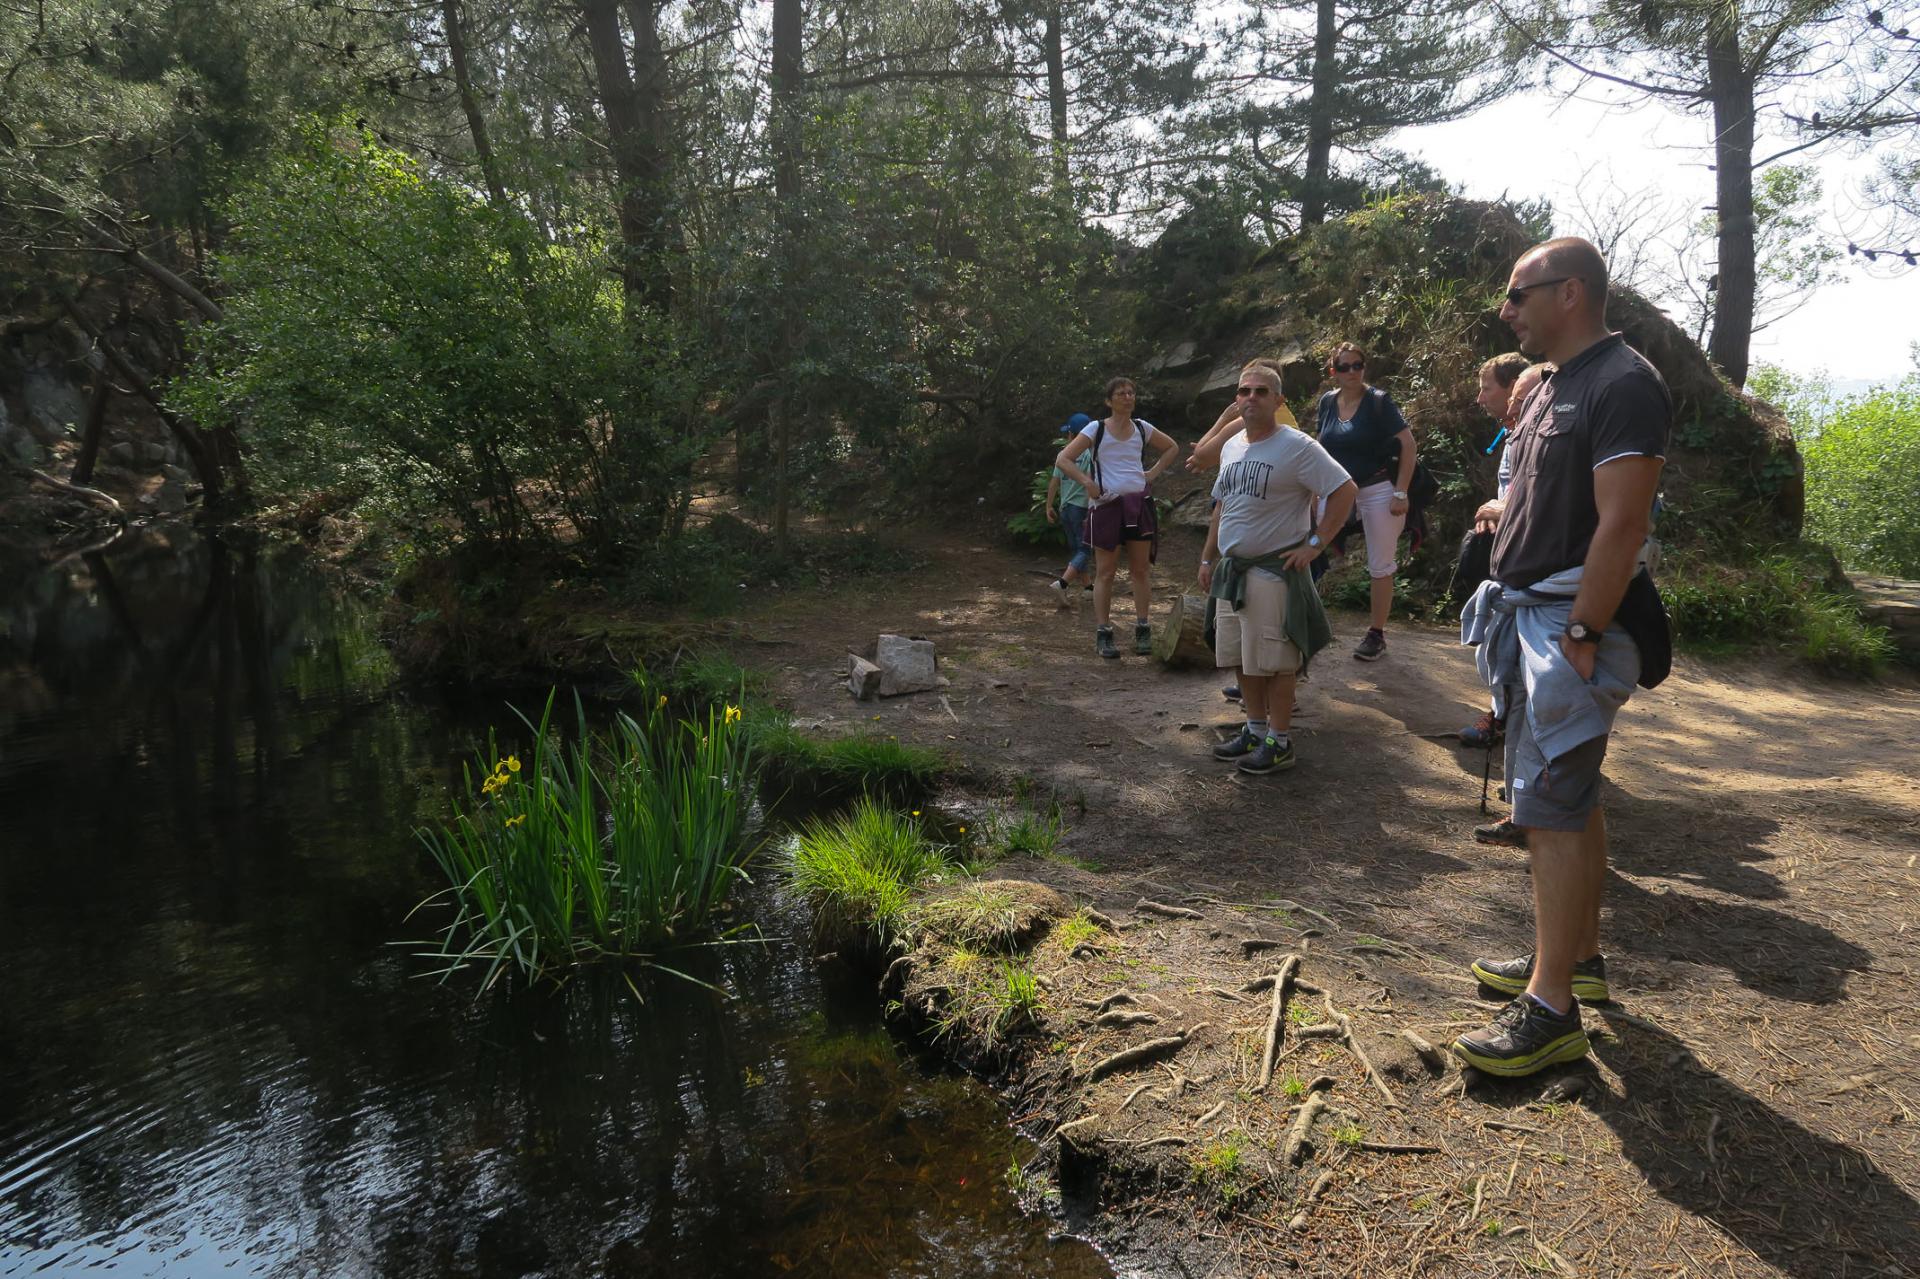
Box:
[1052,377,1181,659]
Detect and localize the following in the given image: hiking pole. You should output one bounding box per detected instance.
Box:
[1478,684,1505,817]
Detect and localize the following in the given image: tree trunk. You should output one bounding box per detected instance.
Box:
[581,0,671,313]
[64,303,223,502]
[770,0,803,555]
[1154,593,1215,668]
[1300,0,1338,228]
[1705,20,1756,387]
[442,0,510,213]
[1044,8,1070,200]
[72,360,113,485]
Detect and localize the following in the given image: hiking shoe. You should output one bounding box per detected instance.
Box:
[1460,710,1504,748]
[1471,953,1610,1004]
[1473,818,1527,849]
[1134,621,1154,655]
[1237,735,1296,775]
[1354,628,1387,661]
[1212,726,1260,760]
[1452,996,1590,1077]
[1095,625,1119,659]
[1221,684,1241,701]
[1047,578,1071,607]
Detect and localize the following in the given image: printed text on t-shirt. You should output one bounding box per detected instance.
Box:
[1217,459,1273,500]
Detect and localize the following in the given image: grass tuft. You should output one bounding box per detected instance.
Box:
[789,797,954,936]
[752,710,947,801]
[1190,1132,1254,1206]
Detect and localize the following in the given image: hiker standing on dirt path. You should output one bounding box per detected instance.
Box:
[1456,354,1544,852]
[1313,342,1418,662]
[1452,237,1672,1079]
[1045,412,1097,603]
[1053,378,1181,660]
[1199,362,1356,775]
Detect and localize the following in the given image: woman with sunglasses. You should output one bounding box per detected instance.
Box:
[1314,342,1417,661]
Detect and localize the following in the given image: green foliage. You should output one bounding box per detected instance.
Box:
[751,713,948,804]
[789,797,956,936]
[1052,909,1106,955]
[1008,469,1070,547]
[413,691,759,987]
[1189,1132,1254,1206]
[1661,549,1892,675]
[981,792,1067,860]
[1793,375,1920,577]
[176,127,700,550]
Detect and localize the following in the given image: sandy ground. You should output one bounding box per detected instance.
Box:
[729,523,1920,1278]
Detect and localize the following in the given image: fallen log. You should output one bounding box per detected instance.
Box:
[1153,592,1213,668]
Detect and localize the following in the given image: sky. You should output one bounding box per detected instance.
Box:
[1401,89,1916,391]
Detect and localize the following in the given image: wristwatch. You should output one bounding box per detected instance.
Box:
[1566,620,1603,645]
[1391,489,1408,501]
[1307,533,1323,549]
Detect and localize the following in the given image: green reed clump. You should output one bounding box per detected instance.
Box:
[414,690,759,987]
[789,797,955,937]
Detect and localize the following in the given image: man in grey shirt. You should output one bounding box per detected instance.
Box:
[1199,363,1356,774]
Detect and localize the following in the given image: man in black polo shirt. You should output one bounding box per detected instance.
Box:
[1452,236,1670,1077]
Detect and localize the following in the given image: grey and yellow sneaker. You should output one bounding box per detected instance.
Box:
[1238,735,1296,775]
[1212,726,1260,760]
[1471,953,1610,1004]
[1452,995,1590,1077]
[1095,625,1119,659]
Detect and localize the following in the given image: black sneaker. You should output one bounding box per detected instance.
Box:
[1452,995,1590,1077]
[1134,621,1153,655]
[1212,726,1260,760]
[1470,953,1610,1004]
[1237,735,1295,775]
[1353,628,1387,661]
[1095,625,1119,659]
[1473,818,1527,849]
[1221,685,1241,701]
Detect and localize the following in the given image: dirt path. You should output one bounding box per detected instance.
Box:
[733,525,1920,1278]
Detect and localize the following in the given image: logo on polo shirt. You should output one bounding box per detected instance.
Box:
[1554,403,1576,412]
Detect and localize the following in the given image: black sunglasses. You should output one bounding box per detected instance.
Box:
[1332,359,1364,373]
[1235,385,1275,397]
[1506,276,1580,306]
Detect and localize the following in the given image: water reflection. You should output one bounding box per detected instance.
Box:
[0,526,1109,1278]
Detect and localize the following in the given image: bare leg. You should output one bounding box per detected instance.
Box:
[1369,572,1393,630]
[1240,672,1271,723]
[1125,538,1153,622]
[1269,673,1297,734]
[1092,546,1118,626]
[1524,808,1607,1013]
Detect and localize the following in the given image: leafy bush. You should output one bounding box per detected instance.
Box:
[1661,550,1892,675]
[178,124,702,552]
[1797,376,1920,577]
[413,691,758,987]
[1008,468,1068,547]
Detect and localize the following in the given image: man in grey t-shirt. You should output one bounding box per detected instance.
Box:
[1199,363,1356,774]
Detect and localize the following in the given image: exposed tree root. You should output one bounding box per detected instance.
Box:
[1288,1169,1337,1232]
[1087,1029,1192,1082]
[1282,1092,1329,1166]
[1135,898,1205,920]
[1256,954,1301,1090]
[1096,1009,1159,1028]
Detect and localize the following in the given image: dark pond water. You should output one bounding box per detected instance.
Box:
[0,527,1111,1278]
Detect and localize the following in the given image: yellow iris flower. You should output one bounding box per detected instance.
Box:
[724,705,741,724]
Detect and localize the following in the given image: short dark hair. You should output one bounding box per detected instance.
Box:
[1104,376,1136,399]
[1328,340,1366,366]
[1532,237,1609,313]
[1480,352,1530,387]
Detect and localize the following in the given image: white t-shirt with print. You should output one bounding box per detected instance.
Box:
[1212,428,1351,561]
[1079,418,1159,502]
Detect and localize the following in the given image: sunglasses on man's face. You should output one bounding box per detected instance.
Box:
[1235,385,1275,398]
[1332,360,1364,372]
[1505,276,1578,306]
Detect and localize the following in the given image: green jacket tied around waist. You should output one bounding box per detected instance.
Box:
[1207,545,1334,675]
